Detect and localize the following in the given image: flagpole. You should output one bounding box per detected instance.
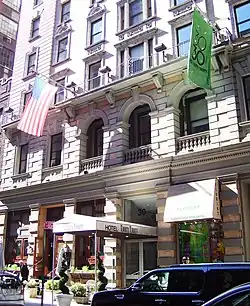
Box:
[190,0,215,29]
[33,71,77,97]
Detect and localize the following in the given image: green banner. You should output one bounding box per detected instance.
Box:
[188,8,213,90]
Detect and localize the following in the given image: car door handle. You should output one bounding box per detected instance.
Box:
[192,300,204,304]
[155,299,166,303]
[114,294,125,300]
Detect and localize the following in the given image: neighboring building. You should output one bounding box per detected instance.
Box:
[0,0,20,79]
[0,0,250,287]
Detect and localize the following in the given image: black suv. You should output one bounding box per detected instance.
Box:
[91,263,250,306]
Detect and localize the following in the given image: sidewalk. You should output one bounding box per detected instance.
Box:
[24,289,90,305]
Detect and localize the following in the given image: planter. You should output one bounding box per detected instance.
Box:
[29,287,37,298]
[56,293,73,306]
[74,296,88,304]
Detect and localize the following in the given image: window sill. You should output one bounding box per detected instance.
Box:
[116,16,157,36]
[85,39,106,51]
[12,172,31,181]
[29,35,41,43]
[42,165,63,173]
[22,72,36,82]
[169,0,193,12]
[33,2,43,9]
[51,57,71,67]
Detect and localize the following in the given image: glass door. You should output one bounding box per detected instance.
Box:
[124,239,157,288]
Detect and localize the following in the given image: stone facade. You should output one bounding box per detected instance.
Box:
[1,0,250,287]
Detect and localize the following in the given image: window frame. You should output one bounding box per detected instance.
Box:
[61,1,71,23]
[179,89,209,136]
[31,17,40,39]
[86,118,104,158]
[54,77,66,104]
[49,133,63,167]
[24,48,39,79]
[27,52,36,75]
[18,143,28,174]
[176,23,192,57]
[34,0,42,7]
[90,18,102,45]
[57,36,69,63]
[88,60,101,90]
[234,1,250,37]
[129,0,143,27]
[23,91,32,110]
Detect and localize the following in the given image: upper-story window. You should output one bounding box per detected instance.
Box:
[129,43,144,74]
[18,144,28,174]
[57,37,68,63]
[179,89,209,136]
[243,75,250,120]
[86,119,104,158]
[234,2,250,37]
[61,1,71,23]
[91,18,102,44]
[55,78,66,103]
[129,0,143,26]
[23,91,32,110]
[129,104,151,148]
[176,23,191,56]
[31,17,40,39]
[119,0,153,31]
[50,133,63,167]
[27,53,36,75]
[88,61,101,90]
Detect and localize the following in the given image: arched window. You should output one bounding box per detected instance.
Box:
[86,118,104,158]
[179,89,209,136]
[129,104,151,149]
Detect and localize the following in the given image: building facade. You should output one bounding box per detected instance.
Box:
[0,0,250,288]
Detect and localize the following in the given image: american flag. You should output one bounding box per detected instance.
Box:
[17,77,58,137]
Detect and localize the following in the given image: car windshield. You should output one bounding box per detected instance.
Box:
[0,275,21,289]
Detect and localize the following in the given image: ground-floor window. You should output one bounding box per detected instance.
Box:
[178,221,224,263]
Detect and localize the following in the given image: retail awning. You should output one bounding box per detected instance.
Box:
[53,214,157,238]
[164,179,221,223]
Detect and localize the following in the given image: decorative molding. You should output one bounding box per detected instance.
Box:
[131,86,140,102]
[152,72,164,92]
[87,3,106,20]
[29,203,40,210]
[169,0,193,17]
[55,22,72,38]
[47,119,64,135]
[63,198,76,207]
[105,90,115,108]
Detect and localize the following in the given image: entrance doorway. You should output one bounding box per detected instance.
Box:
[124,239,157,287]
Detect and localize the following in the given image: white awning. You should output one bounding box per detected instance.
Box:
[164,179,221,223]
[53,214,157,238]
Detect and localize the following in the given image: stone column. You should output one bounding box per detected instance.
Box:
[63,123,85,178]
[124,48,130,77]
[156,190,177,267]
[28,203,40,277]
[165,107,180,155]
[104,196,123,288]
[142,0,148,19]
[63,198,76,267]
[124,1,129,29]
[106,122,129,166]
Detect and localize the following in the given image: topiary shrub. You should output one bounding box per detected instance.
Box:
[97,253,108,291]
[56,245,72,295]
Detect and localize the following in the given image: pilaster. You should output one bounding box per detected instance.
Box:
[156,190,177,266]
[0,206,8,256]
[104,196,123,288]
[28,203,40,276]
[63,198,76,267]
[63,123,83,178]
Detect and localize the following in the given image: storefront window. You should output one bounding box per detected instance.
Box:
[179,221,224,263]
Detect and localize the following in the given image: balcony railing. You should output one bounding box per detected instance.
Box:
[176,131,211,153]
[80,156,103,173]
[2,110,20,126]
[123,145,152,164]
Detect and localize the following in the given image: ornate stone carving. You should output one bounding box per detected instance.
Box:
[55,22,72,38]
[105,90,115,108]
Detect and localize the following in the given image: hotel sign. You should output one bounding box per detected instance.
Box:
[103,223,139,235]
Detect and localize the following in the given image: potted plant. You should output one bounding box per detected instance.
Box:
[27,279,37,298]
[97,253,108,291]
[70,282,88,304]
[56,244,73,306]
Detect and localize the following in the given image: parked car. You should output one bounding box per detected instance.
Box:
[0,271,24,305]
[202,282,250,306]
[91,263,250,306]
